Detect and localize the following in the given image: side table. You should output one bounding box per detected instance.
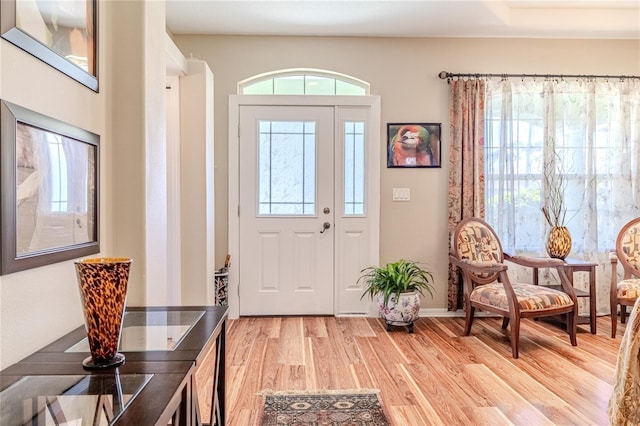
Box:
[533,257,597,334]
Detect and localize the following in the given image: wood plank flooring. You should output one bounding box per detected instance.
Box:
[223,315,626,425]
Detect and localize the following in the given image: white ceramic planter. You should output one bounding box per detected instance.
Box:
[376,290,421,333]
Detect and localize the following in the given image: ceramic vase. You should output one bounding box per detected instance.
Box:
[376,290,421,333]
[74,257,132,370]
[546,226,572,259]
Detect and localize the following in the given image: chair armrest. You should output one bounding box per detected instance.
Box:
[449,256,508,274]
[504,253,564,268]
[503,254,576,299]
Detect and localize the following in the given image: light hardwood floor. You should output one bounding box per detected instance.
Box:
[223,315,625,425]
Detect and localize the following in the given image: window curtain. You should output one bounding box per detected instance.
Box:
[447,79,486,311]
[485,78,640,314]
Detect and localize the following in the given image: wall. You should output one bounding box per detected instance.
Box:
[0,2,111,368]
[171,35,640,311]
[0,0,175,369]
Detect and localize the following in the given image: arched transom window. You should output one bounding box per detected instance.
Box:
[238,69,369,95]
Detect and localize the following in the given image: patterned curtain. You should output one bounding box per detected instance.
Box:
[447,79,486,311]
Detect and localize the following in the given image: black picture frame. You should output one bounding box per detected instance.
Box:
[0,0,98,91]
[1,100,100,275]
[387,123,441,168]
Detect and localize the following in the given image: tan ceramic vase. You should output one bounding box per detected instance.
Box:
[74,257,132,370]
[546,226,572,259]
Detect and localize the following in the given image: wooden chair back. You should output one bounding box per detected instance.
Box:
[450,217,504,285]
[616,217,640,280]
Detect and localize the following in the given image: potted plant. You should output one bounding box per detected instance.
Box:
[358,259,434,333]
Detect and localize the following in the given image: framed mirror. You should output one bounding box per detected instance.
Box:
[1,100,100,275]
[1,0,98,91]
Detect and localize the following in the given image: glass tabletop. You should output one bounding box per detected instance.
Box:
[65,309,205,353]
[0,373,153,425]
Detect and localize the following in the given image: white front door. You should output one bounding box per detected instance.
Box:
[230,95,381,318]
[239,106,334,314]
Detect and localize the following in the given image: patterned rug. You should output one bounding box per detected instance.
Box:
[258,389,390,425]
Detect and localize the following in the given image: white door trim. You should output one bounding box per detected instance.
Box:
[228,95,381,319]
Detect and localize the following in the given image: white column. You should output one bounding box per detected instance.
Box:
[111,0,169,305]
[180,59,215,305]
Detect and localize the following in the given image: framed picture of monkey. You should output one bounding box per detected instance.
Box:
[387,123,441,168]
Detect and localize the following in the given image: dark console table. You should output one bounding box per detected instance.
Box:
[0,305,228,426]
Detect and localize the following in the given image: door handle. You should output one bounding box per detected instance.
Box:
[320,222,331,234]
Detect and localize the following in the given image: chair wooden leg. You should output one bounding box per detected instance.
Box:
[501,317,509,329]
[464,305,475,336]
[510,317,520,359]
[611,297,617,338]
[567,310,577,347]
[621,305,627,324]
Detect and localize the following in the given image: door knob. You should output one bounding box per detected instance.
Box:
[320,222,331,233]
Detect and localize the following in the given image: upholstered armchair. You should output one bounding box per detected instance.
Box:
[449,217,578,358]
[610,217,640,338]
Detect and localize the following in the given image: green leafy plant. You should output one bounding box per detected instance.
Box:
[358,259,434,307]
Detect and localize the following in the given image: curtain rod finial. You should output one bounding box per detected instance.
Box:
[438,71,449,79]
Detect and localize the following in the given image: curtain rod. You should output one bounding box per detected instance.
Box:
[438,71,640,82]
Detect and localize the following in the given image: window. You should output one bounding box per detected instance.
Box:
[485,79,640,255]
[46,133,69,212]
[239,69,369,96]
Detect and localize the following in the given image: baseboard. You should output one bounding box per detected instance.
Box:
[418,308,462,317]
[336,309,499,318]
[418,308,498,318]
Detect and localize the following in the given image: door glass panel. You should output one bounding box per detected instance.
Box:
[258,121,316,215]
[344,121,365,215]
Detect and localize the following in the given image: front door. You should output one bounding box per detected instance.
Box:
[239,106,335,314]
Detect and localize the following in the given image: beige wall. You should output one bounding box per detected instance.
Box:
[0,0,174,369]
[0,2,112,368]
[172,35,640,310]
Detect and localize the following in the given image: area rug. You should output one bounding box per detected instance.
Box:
[257,389,390,426]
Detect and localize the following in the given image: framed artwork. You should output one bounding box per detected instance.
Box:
[387,123,441,168]
[1,100,99,275]
[0,0,98,91]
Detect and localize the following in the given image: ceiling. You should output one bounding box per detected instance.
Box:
[165,0,640,39]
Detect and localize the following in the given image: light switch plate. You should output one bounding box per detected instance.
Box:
[392,188,410,201]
